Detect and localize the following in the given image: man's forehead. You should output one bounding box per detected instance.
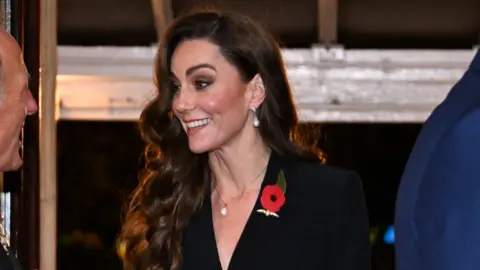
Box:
[19,53,29,77]
[1,49,27,71]
[0,33,29,80]
[0,30,21,53]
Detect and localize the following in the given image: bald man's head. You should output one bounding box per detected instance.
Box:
[0,29,22,55]
[0,28,38,172]
[0,29,23,100]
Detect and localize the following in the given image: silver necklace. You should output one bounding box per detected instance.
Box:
[213,165,268,217]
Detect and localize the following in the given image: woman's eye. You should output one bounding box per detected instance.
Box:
[170,82,180,92]
[195,80,210,89]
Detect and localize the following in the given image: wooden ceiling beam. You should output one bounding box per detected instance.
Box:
[317,0,339,46]
[151,0,173,41]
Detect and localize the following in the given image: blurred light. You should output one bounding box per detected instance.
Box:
[384,225,395,244]
[369,227,378,244]
[117,240,126,259]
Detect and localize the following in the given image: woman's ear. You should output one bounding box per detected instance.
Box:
[247,74,266,109]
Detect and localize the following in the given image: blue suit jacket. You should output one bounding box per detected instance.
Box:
[395,50,480,270]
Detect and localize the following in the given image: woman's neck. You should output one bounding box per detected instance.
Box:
[209,134,271,199]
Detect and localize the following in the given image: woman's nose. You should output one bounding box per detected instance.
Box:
[174,89,195,113]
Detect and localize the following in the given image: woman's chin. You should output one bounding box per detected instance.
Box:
[188,141,211,154]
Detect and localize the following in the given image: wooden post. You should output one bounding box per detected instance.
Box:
[151,0,173,40]
[317,0,339,45]
[39,0,58,268]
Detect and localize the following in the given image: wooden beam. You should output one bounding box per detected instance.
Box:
[39,0,58,268]
[54,46,476,123]
[151,0,173,40]
[317,0,339,45]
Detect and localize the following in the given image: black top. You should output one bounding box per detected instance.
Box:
[0,247,20,270]
[180,151,370,270]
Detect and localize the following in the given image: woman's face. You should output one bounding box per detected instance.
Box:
[171,39,254,153]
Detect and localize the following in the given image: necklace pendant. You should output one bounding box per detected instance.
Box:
[220,206,228,216]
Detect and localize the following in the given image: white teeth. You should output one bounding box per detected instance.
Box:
[186,118,211,129]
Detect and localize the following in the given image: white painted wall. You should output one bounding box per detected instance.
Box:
[56,46,476,123]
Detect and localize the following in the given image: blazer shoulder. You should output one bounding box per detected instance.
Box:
[290,159,361,191]
[283,158,364,209]
[282,158,368,236]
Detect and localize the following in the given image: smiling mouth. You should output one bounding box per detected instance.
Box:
[185,118,211,131]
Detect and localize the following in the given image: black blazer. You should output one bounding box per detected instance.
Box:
[181,151,370,270]
[0,246,20,270]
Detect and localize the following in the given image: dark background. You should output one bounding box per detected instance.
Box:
[58,0,479,48]
[55,0,479,269]
[57,122,419,270]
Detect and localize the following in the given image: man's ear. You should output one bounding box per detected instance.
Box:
[247,74,266,109]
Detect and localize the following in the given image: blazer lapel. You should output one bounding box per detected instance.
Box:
[228,151,288,270]
[181,185,222,270]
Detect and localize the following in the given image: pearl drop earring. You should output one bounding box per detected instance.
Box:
[251,108,260,127]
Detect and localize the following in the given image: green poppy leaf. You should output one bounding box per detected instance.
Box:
[277,170,287,194]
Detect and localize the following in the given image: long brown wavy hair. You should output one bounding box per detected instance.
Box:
[119,9,322,270]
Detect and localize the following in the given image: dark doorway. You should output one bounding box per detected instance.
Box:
[57,121,421,270]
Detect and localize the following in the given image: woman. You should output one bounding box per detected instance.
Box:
[120,10,370,270]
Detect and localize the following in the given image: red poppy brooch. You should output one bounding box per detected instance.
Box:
[256,170,286,218]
